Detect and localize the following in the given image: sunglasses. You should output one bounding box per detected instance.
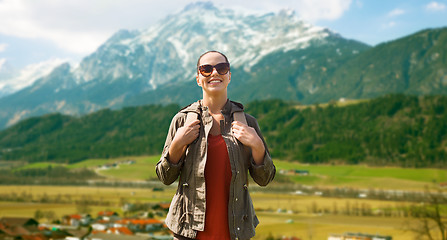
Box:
[198,62,230,77]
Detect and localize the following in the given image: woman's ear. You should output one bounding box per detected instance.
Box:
[196,75,202,87]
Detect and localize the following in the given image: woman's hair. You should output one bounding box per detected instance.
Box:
[196,50,229,71]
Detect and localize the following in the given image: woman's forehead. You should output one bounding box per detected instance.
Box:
[199,52,226,65]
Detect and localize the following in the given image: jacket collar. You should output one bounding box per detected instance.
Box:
[180,99,244,115]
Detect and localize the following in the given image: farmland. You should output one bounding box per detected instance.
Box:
[0,185,418,240]
[2,155,446,239]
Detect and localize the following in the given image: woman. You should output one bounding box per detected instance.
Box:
[156,51,275,240]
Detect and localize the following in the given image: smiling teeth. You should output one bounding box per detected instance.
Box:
[209,80,221,83]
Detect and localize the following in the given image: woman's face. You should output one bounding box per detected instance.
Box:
[196,52,231,95]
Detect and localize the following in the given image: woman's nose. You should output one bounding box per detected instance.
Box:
[211,67,219,76]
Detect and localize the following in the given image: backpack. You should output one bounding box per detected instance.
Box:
[185,111,251,186]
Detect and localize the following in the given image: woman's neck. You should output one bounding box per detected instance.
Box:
[202,93,227,114]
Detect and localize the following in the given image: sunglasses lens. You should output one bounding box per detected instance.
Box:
[199,65,213,77]
[215,63,230,75]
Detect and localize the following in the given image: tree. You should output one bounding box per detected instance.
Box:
[76,196,92,214]
[34,210,44,220]
[405,187,447,240]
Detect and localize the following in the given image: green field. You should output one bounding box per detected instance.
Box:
[274,161,447,190]
[22,155,446,190]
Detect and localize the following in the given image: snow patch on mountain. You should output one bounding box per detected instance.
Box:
[0,58,69,97]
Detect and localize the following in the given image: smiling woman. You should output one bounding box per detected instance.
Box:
[156,51,276,240]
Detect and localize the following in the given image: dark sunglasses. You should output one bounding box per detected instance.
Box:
[198,62,230,77]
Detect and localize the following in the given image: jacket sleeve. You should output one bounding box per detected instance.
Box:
[155,112,186,185]
[246,114,276,186]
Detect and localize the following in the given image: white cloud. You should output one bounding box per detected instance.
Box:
[385,21,397,28]
[388,8,405,17]
[0,0,186,55]
[426,1,446,11]
[355,0,364,8]
[0,43,7,52]
[0,0,104,54]
[295,0,352,21]
[0,0,353,56]
[240,0,352,22]
[0,58,6,71]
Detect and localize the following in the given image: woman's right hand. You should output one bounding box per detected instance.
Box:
[168,119,200,163]
[174,119,200,146]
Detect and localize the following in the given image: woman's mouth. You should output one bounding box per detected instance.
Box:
[208,79,222,84]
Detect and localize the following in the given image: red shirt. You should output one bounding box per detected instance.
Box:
[196,134,232,240]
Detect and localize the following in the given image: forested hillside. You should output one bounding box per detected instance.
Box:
[1,94,446,168]
[0,104,179,163]
[249,95,447,168]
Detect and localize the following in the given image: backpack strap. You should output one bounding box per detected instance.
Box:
[184,112,199,145]
[185,112,199,127]
[233,111,247,125]
[233,111,251,187]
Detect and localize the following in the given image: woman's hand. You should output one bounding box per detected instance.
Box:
[232,121,265,165]
[168,119,200,164]
[174,119,200,146]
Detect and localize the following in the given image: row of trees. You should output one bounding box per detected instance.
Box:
[0,166,101,185]
[0,191,112,206]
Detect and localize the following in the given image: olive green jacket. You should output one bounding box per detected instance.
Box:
[156,100,276,240]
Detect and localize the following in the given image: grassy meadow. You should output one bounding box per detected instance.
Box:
[19,155,447,189]
[3,155,446,240]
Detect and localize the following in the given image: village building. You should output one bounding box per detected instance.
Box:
[62,214,92,227]
[0,209,171,240]
[279,169,310,176]
[328,232,392,240]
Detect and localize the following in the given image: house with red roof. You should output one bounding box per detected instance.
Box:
[115,219,164,233]
[107,226,134,235]
[62,214,92,227]
[97,211,120,222]
[97,211,119,218]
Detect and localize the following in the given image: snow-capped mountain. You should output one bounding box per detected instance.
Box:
[0,59,68,98]
[0,1,369,128]
[73,2,336,89]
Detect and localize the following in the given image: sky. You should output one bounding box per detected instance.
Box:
[0,0,446,73]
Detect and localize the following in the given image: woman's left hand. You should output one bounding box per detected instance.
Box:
[231,121,260,147]
[232,121,265,165]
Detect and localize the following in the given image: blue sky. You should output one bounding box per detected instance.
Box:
[320,0,447,44]
[0,0,446,71]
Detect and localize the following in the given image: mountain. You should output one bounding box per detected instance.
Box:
[0,2,369,129]
[1,2,446,130]
[327,27,447,100]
